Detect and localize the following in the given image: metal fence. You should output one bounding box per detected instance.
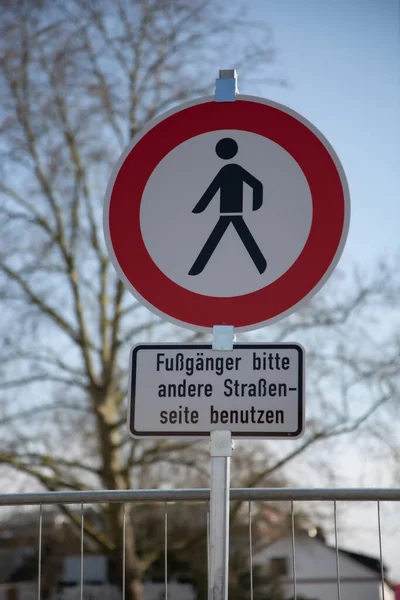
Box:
[0,488,399,600]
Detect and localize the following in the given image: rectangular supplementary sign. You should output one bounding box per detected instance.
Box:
[128,344,305,439]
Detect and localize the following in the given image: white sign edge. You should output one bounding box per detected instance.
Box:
[103,94,350,333]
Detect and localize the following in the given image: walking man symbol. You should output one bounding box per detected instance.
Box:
[189,138,267,276]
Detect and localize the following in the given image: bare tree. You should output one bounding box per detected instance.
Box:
[0,1,280,598]
[0,0,399,599]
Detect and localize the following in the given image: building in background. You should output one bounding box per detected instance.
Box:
[256,528,395,600]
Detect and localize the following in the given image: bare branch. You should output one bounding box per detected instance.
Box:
[0,374,87,391]
[0,262,79,342]
[0,402,91,428]
[56,503,114,552]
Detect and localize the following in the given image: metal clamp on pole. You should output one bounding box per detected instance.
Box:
[215,69,238,102]
[212,325,235,351]
[209,431,234,600]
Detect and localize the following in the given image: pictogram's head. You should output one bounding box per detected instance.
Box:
[215,137,238,160]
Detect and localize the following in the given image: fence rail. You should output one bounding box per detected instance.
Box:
[0,487,400,505]
[0,488,398,600]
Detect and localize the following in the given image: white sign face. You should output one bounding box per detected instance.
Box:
[140,130,312,298]
[129,344,305,439]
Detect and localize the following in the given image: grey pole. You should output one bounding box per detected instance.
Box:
[209,430,233,600]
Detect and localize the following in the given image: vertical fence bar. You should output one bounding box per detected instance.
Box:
[37,503,43,600]
[248,501,254,600]
[290,500,297,600]
[122,504,126,600]
[164,502,168,600]
[333,500,341,600]
[377,500,386,600]
[80,503,84,600]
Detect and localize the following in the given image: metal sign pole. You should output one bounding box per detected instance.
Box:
[209,430,232,600]
[208,70,237,600]
[209,325,235,600]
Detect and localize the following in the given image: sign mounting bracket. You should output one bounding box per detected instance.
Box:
[212,325,235,351]
[215,69,238,102]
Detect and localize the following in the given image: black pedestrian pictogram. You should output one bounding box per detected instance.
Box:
[189,138,267,276]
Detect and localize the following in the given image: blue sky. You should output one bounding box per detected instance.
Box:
[241,0,400,578]
[245,0,400,271]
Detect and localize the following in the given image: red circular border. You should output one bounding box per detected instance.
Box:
[109,100,346,329]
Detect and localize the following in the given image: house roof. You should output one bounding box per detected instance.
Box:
[305,527,388,577]
[309,533,392,587]
[339,549,386,576]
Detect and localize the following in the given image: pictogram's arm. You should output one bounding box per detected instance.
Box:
[241,167,263,211]
[192,173,222,213]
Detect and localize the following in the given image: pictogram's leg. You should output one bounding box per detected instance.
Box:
[231,216,267,274]
[189,217,231,275]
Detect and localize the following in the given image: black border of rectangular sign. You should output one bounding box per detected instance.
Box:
[129,343,304,439]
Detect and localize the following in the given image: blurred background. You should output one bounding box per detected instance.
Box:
[0,0,398,597]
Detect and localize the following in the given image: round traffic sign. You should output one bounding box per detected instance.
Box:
[104,95,350,332]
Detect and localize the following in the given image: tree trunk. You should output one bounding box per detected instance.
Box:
[126,572,144,600]
[105,500,143,600]
[114,537,144,600]
[92,389,144,600]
